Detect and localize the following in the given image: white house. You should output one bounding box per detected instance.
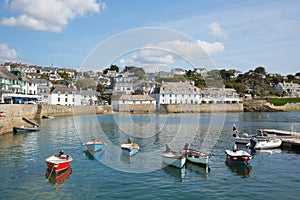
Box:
[81,89,100,105]
[194,67,208,77]
[151,82,242,106]
[113,76,140,95]
[50,85,81,106]
[274,82,300,96]
[171,68,185,76]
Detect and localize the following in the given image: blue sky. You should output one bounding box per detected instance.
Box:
[0,0,299,75]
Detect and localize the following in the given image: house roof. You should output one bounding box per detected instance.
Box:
[0,67,19,80]
[159,82,201,94]
[51,85,78,94]
[81,89,100,96]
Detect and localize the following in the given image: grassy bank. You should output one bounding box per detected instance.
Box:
[267,98,300,106]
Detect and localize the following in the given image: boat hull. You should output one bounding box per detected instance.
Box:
[85,139,106,152]
[225,150,252,164]
[246,139,282,150]
[13,126,39,132]
[181,149,209,165]
[121,147,139,156]
[46,155,73,173]
[85,144,105,152]
[162,155,186,168]
[121,142,139,156]
[186,154,209,165]
[162,151,186,168]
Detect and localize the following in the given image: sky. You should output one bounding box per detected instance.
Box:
[0,0,299,75]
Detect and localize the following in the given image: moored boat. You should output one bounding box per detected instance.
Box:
[84,139,106,152]
[121,138,139,156]
[42,115,55,119]
[46,150,73,173]
[246,138,282,150]
[225,144,252,164]
[13,125,39,132]
[234,131,294,144]
[162,145,186,168]
[180,143,209,166]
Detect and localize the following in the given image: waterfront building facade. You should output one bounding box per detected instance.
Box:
[111,94,156,112]
[50,85,81,106]
[151,82,242,106]
[0,67,40,103]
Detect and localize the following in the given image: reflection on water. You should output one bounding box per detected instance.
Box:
[225,159,252,177]
[45,167,72,185]
[1,112,300,199]
[162,165,186,181]
[84,149,105,160]
[185,162,209,178]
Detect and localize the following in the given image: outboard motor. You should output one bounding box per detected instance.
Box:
[232,143,238,152]
[127,138,132,143]
[165,144,171,152]
[250,136,257,149]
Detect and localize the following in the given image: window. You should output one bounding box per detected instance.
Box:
[58,97,60,102]
[72,98,75,102]
[65,98,68,102]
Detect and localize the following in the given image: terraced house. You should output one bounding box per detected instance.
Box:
[0,67,39,104]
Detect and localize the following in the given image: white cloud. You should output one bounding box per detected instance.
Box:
[0,0,106,32]
[117,40,224,72]
[0,43,20,61]
[208,22,229,38]
[196,40,224,55]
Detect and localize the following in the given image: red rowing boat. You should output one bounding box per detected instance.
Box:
[225,149,252,163]
[46,152,73,173]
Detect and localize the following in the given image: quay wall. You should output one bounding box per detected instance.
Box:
[0,104,111,135]
[268,102,300,111]
[117,104,156,113]
[160,103,243,113]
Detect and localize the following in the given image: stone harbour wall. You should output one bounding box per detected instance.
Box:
[117,104,156,113]
[268,102,300,111]
[160,103,243,113]
[0,104,112,135]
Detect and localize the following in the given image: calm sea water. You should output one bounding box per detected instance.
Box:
[1,112,300,199]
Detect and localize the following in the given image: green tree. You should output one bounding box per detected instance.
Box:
[103,65,119,74]
[241,68,269,98]
[75,78,96,90]
[254,66,266,75]
[184,70,206,88]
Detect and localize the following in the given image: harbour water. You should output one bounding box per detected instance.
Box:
[0,112,300,199]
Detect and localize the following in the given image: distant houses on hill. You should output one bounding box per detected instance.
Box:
[2,61,299,112]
